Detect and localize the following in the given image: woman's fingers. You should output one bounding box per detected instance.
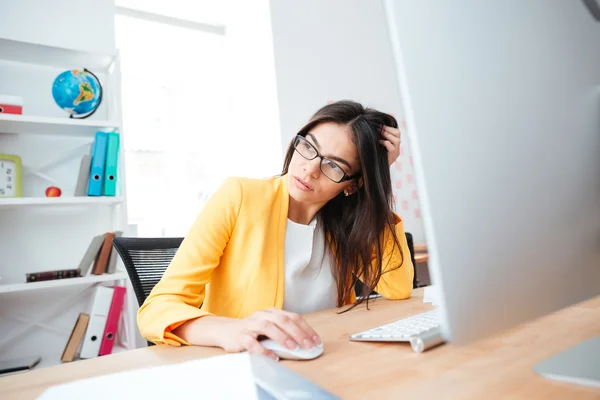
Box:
[381,128,400,145]
[382,125,401,139]
[240,334,279,361]
[250,317,297,350]
[275,309,322,346]
[265,311,315,349]
[380,125,401,166]
[245,308,322,353]
[380,139,396,153]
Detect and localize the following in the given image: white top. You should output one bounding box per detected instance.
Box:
[282,218,338,314]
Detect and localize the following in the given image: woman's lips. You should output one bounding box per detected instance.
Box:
[294,177,313,191]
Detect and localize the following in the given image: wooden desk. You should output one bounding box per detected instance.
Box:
[2,288,600,399]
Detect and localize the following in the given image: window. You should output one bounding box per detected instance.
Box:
[115,2,281,237]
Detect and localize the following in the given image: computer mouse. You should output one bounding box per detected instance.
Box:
[260,339,324,360]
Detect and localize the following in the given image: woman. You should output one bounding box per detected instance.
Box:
[137,100,414,361]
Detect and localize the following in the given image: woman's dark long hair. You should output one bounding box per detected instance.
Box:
[282,100,405,310]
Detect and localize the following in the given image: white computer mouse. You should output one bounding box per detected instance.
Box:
[260,339,324,360]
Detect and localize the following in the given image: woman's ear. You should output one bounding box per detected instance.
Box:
[343,178,363,196]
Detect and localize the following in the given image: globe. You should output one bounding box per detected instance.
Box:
[51,69,102,118]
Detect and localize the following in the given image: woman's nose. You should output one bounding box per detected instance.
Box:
[303,157,321,177]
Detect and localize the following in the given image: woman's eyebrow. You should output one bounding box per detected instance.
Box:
[306,132,321,148]
[306,132,352,169]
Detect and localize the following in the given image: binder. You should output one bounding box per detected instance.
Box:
[74,154,92,196]
[77,234,105,276]
[87,131,108,196]
[91,232,116,275]
[99,286,126,356]
[61,313,90,362]
[0,94,23,115]
[106,231,123,274]
[103,132,120,196]
[80,286,114,359]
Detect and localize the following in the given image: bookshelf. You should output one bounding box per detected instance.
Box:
[0,37,139,372]
[0,273,128,294]
[0,113,120,137]
[0,37,116,71]
[0,196,125,209]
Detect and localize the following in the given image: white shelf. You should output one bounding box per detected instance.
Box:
[0,37,116,71]
[0,272,128,294]
[0,196,124,209]
[0,114,120,137]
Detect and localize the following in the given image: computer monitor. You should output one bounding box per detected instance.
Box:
[383,0,600,386]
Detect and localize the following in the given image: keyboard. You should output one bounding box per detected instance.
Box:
[350,309,445,353]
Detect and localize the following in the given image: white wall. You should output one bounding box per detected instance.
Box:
[0,0,115,122]
[269,0,426,242]
[223,0,283,178]
[0,0,115,54]
[0,0,115,120]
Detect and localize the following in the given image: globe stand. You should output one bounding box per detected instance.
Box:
[68,68,103,119]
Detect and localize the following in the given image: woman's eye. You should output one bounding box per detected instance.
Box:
[327,162,342,171]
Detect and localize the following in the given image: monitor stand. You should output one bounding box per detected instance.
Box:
[533,336,600,388]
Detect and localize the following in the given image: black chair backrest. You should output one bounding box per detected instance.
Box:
[404,232,418,288]
[112,237,184,307]
[354,232,418,297]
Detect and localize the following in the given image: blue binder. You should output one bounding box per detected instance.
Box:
[103,132,120,196]
[87,131,108,196]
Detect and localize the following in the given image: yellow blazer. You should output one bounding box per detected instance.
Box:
[137,174,414,346]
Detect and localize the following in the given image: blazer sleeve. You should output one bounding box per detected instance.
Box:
[136,177,243,346]
[372,213,415,300]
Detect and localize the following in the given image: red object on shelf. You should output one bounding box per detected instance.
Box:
[0,104,22,114]
[45,186,62,197]
[0,95,23,115]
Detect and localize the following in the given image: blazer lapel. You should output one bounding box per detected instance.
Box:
[274,174,289,309]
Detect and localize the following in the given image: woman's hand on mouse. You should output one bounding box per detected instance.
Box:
[216,308,321,361]
[380,125,401,166]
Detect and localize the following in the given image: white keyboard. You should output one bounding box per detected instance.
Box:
[350,309,445,353]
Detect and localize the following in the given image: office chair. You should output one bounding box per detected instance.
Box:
[404,232,423,288]
[112,237,184,308]
[354,232,420,298]
[112,237,184,347]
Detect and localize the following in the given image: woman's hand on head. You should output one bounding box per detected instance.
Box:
[379,125,402,166]
[216,308,321,361]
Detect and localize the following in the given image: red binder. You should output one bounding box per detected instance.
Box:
[0,104,22,114]
[0,95,23,114]
[99,285,126,356]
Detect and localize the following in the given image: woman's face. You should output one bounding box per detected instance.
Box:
[287,122,361,206]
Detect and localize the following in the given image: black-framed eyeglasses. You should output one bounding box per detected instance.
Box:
[293,135,359,183]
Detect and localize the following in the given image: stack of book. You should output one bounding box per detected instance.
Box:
[25,231,123,283]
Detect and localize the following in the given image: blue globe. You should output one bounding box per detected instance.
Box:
[52,69,102,118]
